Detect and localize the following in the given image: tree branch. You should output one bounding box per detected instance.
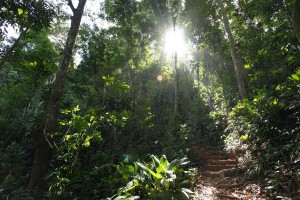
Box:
[68,0,76,13]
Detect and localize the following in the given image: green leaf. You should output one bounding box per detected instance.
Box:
[90,115,95,122]
[65,135,71,140]
[155,155,168,173]
[240,134,248,141]
[275,84,281,91]
[125,179,139,192]
[289,73,300,81]
[244,64,251,69]
[181,157,190,165]
[59,121,67,125]
[150,155,160,166]
[73,105,80,112]
[272,99,278,105]
[159,155,168,168]
[136,162,162,179]
[136,161,147,171]
[168,159,181,171]
[18,8,23,15]
[109,76,116,81]
[82,139,90,147]
[61,109,71,114]
[291,74,300,81]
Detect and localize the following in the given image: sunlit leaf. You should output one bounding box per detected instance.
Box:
[82,139,90,147]
[59,121,67,125]
[65,135,71,140]
[136,161,147,171]
[156,155,168,173]
[275,84,281,91]
[73,105,80,112]
[136,162,162,179]
[90,116,95,122]
[240,134,248,141]
[125,179,139,191]
[291,74,300,81]
[61,109,71,114]
[244,64,251,69]
[18,8,23,15]
[181,188,195,199]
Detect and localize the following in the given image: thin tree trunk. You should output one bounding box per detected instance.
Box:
[173,17,179,117]
[29,0,87,191]
[293,0,300,43]
[218,0,248,99]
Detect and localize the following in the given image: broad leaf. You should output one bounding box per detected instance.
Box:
[168,159,181,171]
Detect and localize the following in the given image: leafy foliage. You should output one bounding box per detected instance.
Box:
[0,0,55,31]
[225,69,300,198]
[110,155,195,200]
[49,106,102,197]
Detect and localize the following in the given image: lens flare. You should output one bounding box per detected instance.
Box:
[157,75,163,81]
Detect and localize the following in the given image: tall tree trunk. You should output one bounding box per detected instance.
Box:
[28,0,87,191]
[293,0,300,43]
[173,17,179,117]
[218,0,248,99]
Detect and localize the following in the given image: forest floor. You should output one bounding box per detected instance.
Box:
[192,146,265,200]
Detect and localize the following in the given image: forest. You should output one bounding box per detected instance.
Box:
[0,0,299,199]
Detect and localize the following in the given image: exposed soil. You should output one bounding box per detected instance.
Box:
[192,147,265,200]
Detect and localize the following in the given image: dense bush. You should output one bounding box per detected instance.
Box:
[225,69,300,198]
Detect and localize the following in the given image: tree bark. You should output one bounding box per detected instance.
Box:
[218,0,248,99]
[28,0,87,192]
[293,0,300,43]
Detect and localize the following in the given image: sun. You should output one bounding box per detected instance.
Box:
[164,28,188,57]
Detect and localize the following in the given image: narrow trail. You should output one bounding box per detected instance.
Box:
[192,147,265,200]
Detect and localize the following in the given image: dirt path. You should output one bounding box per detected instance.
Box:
[192,147,265,200]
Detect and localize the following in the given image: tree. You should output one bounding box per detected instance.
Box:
[29,0,87,191]
[168,0,183,117]
[103,0,157,112]
[231,0,298,91]
[293,0,300,43]
[184,0,239,111]
[217,0,248,99]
